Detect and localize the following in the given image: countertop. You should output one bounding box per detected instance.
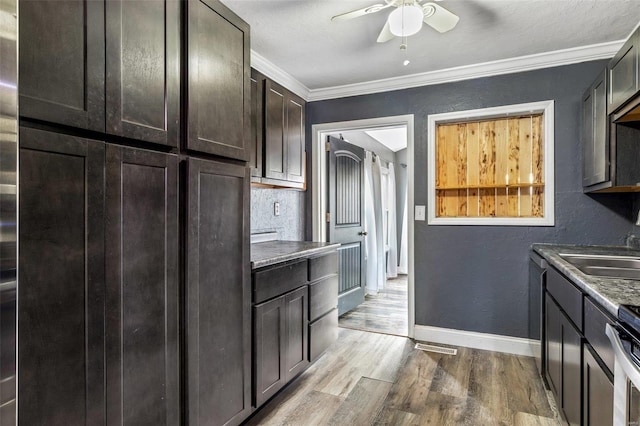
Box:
[251,240,341,269]
[533,243,640,317]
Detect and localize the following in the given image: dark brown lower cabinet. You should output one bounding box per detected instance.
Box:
[186,158,251,426]
[544,292,581,426]
[18,127,106,425]
[254,286,309,407]
[583,344,613,426]
[105,146,179,425]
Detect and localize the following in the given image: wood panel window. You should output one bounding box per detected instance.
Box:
[427,101,555,226]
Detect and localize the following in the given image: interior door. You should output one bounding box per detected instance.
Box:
[327,135,365,315]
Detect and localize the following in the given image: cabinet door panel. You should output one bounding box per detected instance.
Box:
[105,146,179,426]
[186,158,251,425]
[19,0,104,130]
[254,296,286,407]
[545,293,561,398]
[583,344,613,426]
[106,0,180,146]
[582,87,595,186]
[264,81,286,180]
[18,127,105,425]
[285,286,309,382]
[187,0,250,160]
[286,96,305,183]
[562,313,582,426]
[609,29,639,113]
[251,69,264,177]
[592,72,609,183]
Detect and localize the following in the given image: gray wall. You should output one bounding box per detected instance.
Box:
[332,131,396,163]
[251,187,305,240]
[306,60,637,338]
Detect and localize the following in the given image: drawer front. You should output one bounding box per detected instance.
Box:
[308,251,338,282]
[584,297,615,373]
[309,308,338,362]
[309,274,338,322]
[254,259,308,304]
[547,267,582,331]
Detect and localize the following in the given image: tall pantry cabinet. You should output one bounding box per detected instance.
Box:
[17,0,251,425]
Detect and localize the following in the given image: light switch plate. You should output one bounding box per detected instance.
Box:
[415,205,425,221]
[274,202,280,216]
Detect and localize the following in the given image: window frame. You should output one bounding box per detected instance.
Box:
[427,100,555,226]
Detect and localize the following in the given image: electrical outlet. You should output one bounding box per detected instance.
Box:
[415,205,426,221]
[274,202,280,216]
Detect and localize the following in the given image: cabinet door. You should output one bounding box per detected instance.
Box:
[106,0,180,146]
[19,0,104,131]
[105,146,179,426]
[18,127,105,425]
[264,79,287,180]
[186,158,251,426]
[545,293,562,398]
[254,295,286,408]
[609,28,639,113]
[562,312,582,426]
[285,286,309,382]
[583,69,610,187]
[186,0,250,161]
[286,94,305,184]
[251,69,264,177]
[583,344,613,426]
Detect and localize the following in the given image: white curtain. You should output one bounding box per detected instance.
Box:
[363,152,378,295]
[386,163,398,279]
[398,186,408,274]
[364,152,386,294]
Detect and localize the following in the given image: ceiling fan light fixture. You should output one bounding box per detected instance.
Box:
[388,4,423,37]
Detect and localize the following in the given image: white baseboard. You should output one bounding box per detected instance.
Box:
[413,325,540,357]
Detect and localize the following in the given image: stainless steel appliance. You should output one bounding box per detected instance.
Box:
[0,0,18,422]
[606,305,640,425]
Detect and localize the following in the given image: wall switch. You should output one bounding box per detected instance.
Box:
[415,205,426,221]
[274,202,280,216]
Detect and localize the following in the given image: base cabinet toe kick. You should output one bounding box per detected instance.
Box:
[251,249,339,414]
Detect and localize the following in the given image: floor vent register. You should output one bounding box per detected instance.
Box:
[414,343,457,356]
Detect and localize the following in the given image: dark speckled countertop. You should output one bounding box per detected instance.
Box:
[251,240,341,269]
[533,244,640,317]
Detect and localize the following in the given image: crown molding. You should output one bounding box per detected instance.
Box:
[250,50,311,100]
[306,40,624,102]
[251,41,624,103]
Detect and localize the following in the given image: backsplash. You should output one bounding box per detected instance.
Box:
[251,188,305,241]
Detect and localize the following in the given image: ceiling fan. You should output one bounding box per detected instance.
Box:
[331,0,460,43]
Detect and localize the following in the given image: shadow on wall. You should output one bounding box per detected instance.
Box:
[251,187,305,241]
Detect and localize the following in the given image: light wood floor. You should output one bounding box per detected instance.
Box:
[246,328,560,426]
[339,276,408,336]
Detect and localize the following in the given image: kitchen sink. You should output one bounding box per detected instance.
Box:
[560,253,640,280]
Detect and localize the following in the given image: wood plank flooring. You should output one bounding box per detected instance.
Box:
[339,276,408,336]
[245,328,560,426]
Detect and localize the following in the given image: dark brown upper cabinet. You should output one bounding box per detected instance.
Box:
[19,0,105,131]
[19,0,180,147]
[254,75,306,189]
[608,26,639,114]
[18,127,106,426]
[105,0,180,146]
[251,69,264,177]
[185,158,251,426]
[105,146,179,426]
[186,0,251,161]
[582,69,609,189]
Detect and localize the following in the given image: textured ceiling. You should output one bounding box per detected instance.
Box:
[224,0,640,90]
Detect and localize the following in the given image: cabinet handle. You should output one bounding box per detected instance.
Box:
[358,231,368,236]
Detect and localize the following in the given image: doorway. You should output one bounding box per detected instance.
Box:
[311,115,414,338]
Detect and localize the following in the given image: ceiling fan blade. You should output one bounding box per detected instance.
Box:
[376,21,394,43]
[422,3,459,33]
[331,3,390,21]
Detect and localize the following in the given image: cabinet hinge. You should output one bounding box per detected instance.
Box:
[326,212,331,222]
[325,142,331,152]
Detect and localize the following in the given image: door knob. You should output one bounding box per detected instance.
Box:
[358,231,368,236]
